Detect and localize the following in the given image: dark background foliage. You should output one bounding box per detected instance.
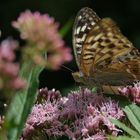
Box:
[1,0,140,91]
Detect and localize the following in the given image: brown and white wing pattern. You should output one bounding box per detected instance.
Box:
[73,7,100,68]
[81,17,140,77]
[72,7,140,86]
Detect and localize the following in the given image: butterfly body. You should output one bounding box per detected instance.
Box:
[72,7,140,88]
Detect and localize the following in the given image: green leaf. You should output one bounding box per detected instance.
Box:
[108,135,140,140]
[4,62,43,140]
[123,104,140,134]
[91,87,97,92]
[110,118,140,138]
[59,17,74,37]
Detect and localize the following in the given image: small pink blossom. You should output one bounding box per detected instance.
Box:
[0,39,26,93]
[22,102,59,138]
[118,82,140,105]
[0,39,18,61]
[83,132,106,140]
[118,87,129,96]
[100,100,124,119]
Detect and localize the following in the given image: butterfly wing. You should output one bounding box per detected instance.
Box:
[73,7,140,86]
[72,7,100,69]
[93,59,140,85]
[80,16,140,78]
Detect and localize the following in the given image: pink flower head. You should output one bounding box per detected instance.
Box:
[130,82,140,104]
[21,88,124,139]
[0,39,18,61]
[0,39,26,93]
[23,102,59,138]
[12,10,72,70]
[100,100,124,119]
[118,82,140,105]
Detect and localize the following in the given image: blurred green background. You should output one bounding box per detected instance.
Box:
[1,0,140,91]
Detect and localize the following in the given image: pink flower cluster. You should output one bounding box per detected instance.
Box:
[0,39,25,93]
[12,10,72,70]
[118,82,140,105]
[20,88,124,140]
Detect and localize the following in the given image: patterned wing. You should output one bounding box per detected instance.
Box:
[93,58,140,86]
[73,7,100,68]
[72,7,140,86]
[80,17,140,77]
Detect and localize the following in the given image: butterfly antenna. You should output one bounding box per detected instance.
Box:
[61,65,74,73]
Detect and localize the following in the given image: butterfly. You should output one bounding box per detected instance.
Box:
[72,7,140,89]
